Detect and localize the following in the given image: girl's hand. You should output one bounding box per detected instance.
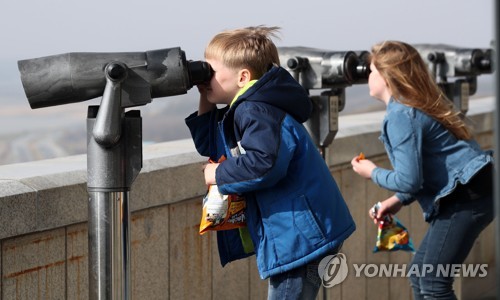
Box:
[369,195,403,224]
[351,155,377,179]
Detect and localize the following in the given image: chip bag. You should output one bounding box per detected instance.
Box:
[199,185,247,234]
[199,157,247,235]
[372,202,415,253]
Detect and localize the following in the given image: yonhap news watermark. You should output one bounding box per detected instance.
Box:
[317,253,489,288]
[352,262,488,278]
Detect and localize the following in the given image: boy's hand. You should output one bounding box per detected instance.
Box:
[197,84,208,96]
[203,163,219,185]
[351,155,377,179]
[197,84,216,115]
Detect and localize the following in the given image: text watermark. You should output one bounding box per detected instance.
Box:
[318,253,488,288]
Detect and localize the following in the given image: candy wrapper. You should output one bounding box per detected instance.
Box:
[199,157,247,235]
[371,202,415,253]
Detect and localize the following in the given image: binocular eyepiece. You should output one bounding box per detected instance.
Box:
[278,46,371,90]
[18,47,213,109]
[187,60,213,87]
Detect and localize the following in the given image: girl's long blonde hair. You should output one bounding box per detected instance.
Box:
[370,40,472,140]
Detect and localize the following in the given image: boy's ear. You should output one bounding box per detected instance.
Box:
[237,69,251,87]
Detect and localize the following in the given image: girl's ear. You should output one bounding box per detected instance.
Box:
[237,69,251,87]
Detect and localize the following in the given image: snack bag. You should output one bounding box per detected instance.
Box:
[199,157,247,235]
[372,202,415,253]
[199,185,247,234]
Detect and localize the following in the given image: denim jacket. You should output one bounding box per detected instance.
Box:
[371,98,493,221]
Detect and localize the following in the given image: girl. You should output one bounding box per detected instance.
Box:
[351,40,494,299]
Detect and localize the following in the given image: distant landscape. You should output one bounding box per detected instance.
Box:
[0,76,494,166]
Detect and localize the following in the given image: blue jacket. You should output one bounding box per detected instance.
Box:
[186,66,355,279]
[372,98,493,221]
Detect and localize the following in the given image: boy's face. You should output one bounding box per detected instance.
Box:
[204,58,243,105]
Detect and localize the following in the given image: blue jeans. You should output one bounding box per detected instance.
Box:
[409,179,494,299]
[267,247,340,300]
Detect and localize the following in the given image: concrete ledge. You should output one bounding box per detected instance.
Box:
[0,138,206,240]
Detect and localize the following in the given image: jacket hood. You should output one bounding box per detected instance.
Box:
[233,66,312,123]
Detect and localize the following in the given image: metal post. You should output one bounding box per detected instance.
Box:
[86,63,142,299]
[87,107,142,300]
[304,89,345,159]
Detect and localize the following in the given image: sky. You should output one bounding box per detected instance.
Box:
[0,0,494,60]
[0,0,495,134]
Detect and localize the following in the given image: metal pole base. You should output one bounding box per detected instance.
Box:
[88,191,131,300]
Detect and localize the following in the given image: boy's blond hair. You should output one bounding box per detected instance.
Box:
[205,26,281,79]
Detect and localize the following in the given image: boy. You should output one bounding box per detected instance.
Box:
[185,26,355,299]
